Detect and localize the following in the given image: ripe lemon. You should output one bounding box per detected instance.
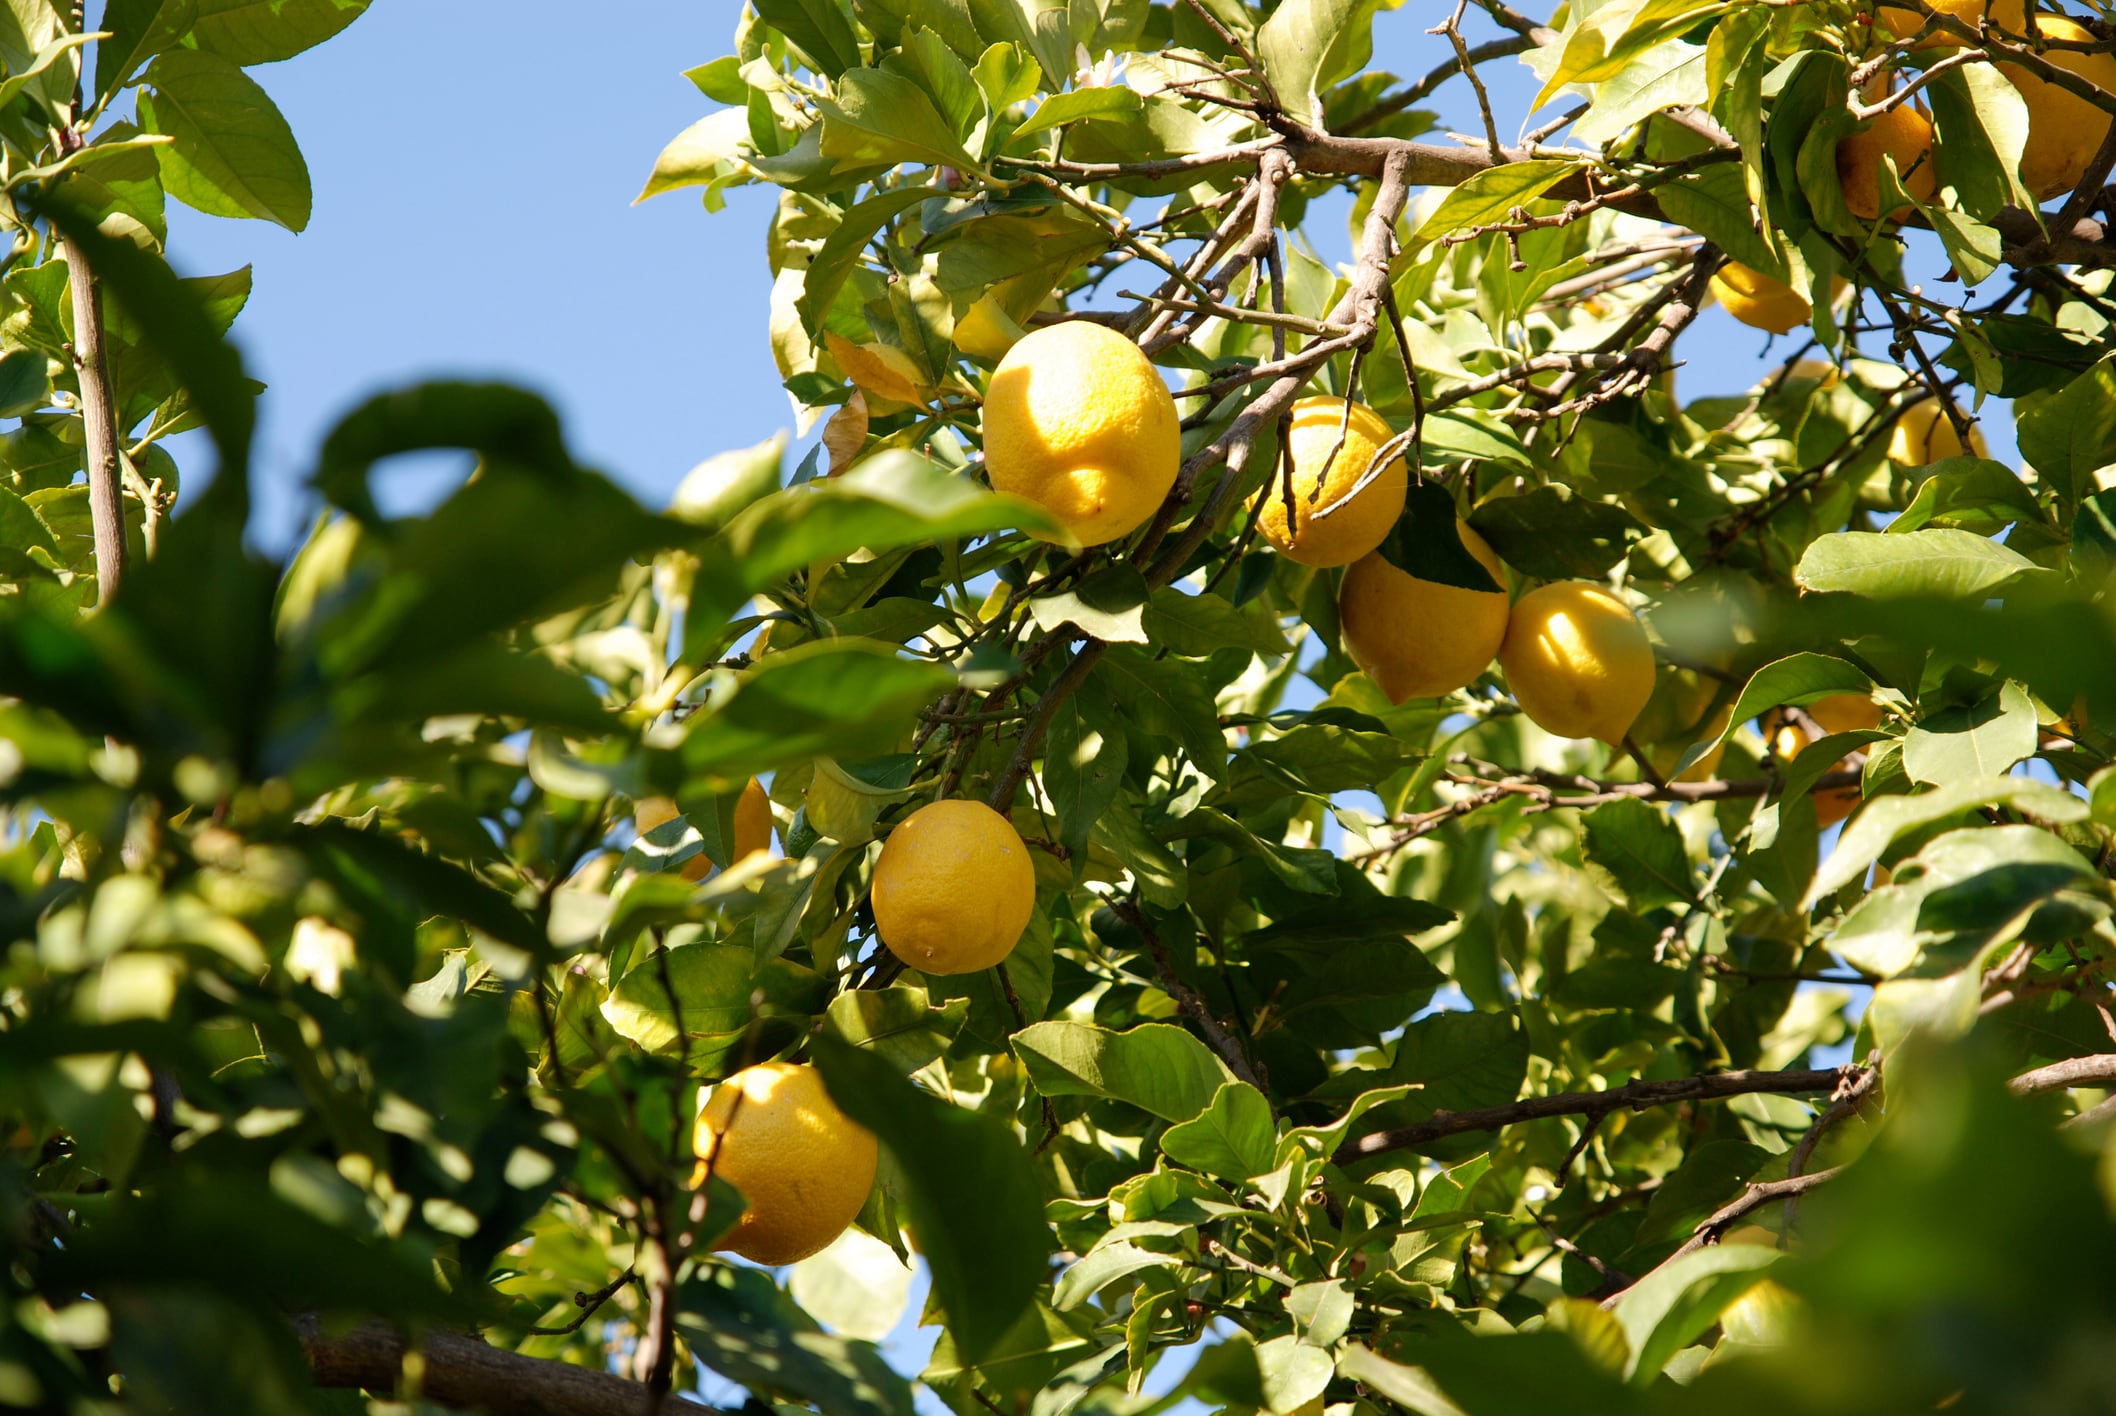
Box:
[1709,263,1813,336]
[1632,667,1731,782]
[1498,583,1656,745]
[981,321,1180,546]
[1767,694,1881,828]
[1878,0,2023,48]
[871,799,1036,975]
[636,778,774,881]
[1837,94,1937,221]
[693,1061,878,1266]
[1336,520,1510,703]
[1253,398,1408,567]
[2001,16,2116,199]
[1887,397,1987,465]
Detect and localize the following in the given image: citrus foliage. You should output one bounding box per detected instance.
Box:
[7,1,2116,1415]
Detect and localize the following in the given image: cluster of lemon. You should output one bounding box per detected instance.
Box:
[639,784,1037,1263]
[1710,0,2115,338]
[986,322,1664,745]
[669,307,1914,1268]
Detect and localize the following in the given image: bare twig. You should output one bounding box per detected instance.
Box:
[1334,1065,1863,1165]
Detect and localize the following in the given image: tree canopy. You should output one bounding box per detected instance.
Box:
[6,1,2116,1414]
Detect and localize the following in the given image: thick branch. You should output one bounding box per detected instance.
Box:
[295,1316,717,1416]
[2008,1053,2116,1096]
[61,231,125,606]
[1334,1065,1861,1165]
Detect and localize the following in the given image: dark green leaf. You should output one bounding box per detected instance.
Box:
[1377,480,1500,591]
[1581,797,1694,910]
[754,0,863,78]
[813,1035,1048,1364]
[1469,485,1646,579]
[678,1265,916,1416]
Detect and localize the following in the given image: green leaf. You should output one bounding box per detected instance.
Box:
[1889,457,2042,536]
[794,186,931,334]
[190,0,370,64]
[677,1265,916,1416]
[754,0,863,78]
[1093,646,1227,780]
[1043,690,1124,869]
[601,941,827,1060]
[1051,1240,1176,1311]
[635,109,755,203]
[1804,774,2092,906]
[1377,479,1501,591]
[1008,86,1141,143]
[139,51,312,231]
[826,984,968,1074]
[1413,159,1578,244]
[671,433,784,533]
[1256,1334,1334,1413]
[1654,159,1780,276]
[1255,0,1367,128]
[2019,355,2116,512]
[1143,585,1291,655]
[1160,1081,1276,1181]
[694,450,1057,629]
[818,68,978,174]
[1029,565,1149,643]
[1901,681,2037,786]
[678,640,955,786]
[1334,1346,1470,1416]
[1794,528,2046,599]
[0,347,48,417]
[1927,61,2035,220]
[1581,797,1694,910]
[1711,653,1874,751]
[812,1034,1048,1364]
[1468,485,1646,579]
[1011,1020,1232,1123]
[312,380,574,521]
[1609,1243,1777,1384]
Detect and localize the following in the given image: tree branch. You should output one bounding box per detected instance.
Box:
[60,226,125,607]
[1334,1065,1863,1166]
[295,1315,718,1416]
[2007,1053,2116,1096]
[1598,1167,1846,1307]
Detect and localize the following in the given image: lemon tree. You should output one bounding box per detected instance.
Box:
[9,2,2116,1415]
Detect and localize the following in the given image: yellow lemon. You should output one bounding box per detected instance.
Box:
[1709,263,1813,336]
[1336,521,1510,703]
[1767,694,1882,828]
[693,1062,878,1266]
[871,799,1036,975]
[2002,16,2116,200]
[1887,397,1988,465]
[981,321,1180,546]
[636,778,774,881]
[1253,398,1409,567]
[1498,583,1656,745]
[1879,0,2023,46]
[1838,95,1937,221]
[1632,667,1731,782]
